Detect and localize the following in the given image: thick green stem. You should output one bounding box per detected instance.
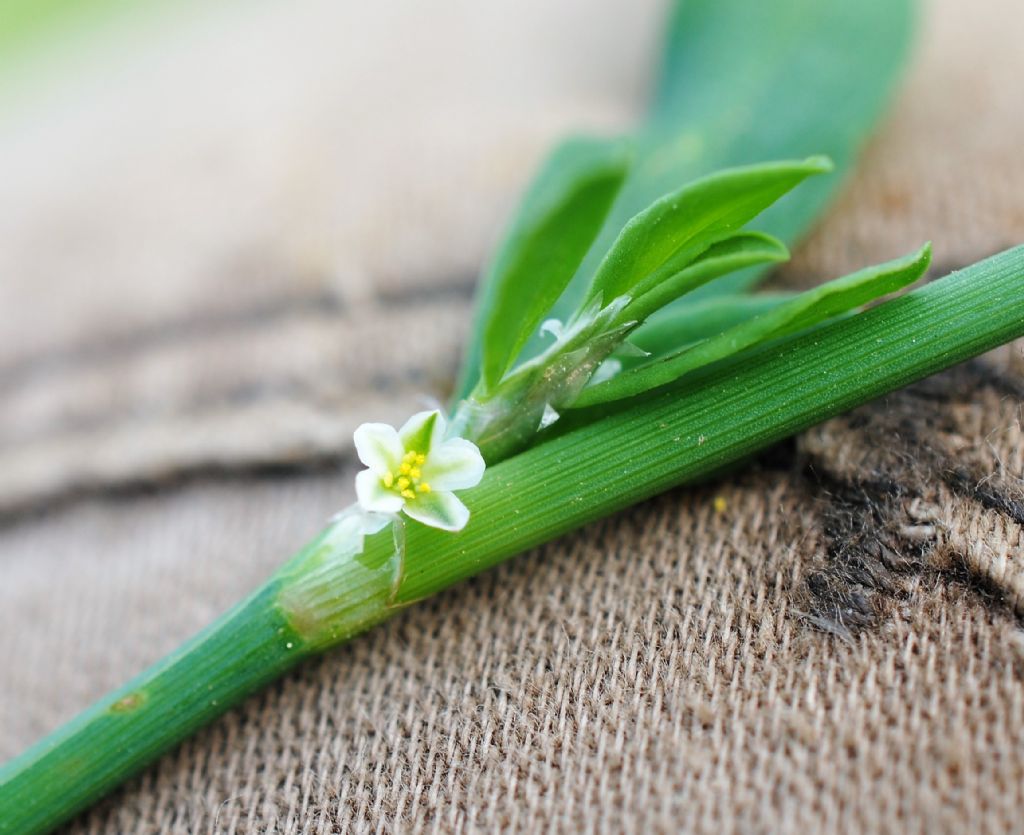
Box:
[0,583,306,834]
[0,523,406,835]
[2,246,1022,833]
[453,295,635,462]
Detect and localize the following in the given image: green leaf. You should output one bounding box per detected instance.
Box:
[575,242,932,407]
[584,157,829,309]
[457,136,630,397]
[622,231,790,324]
[628,292,797,360]
[537,0,914,328]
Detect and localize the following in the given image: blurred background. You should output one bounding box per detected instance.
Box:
[0,0,664,516]
[1,0,1021,519]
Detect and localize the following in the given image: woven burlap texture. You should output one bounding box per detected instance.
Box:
[2,0,1024,832]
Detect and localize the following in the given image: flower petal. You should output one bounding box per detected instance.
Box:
[324,509,369,551]
[398,410,445,453]
[353,423,404,474]
[421,438,485,491]
[355,469,404,514]
[360,511,392,536]
[403,490,470,532]
[540,318,564,340]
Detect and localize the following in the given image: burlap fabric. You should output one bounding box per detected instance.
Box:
[2,0,1023,831]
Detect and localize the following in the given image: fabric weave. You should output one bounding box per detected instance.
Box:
[2,0,1023,831]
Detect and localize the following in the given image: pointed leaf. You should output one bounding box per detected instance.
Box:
[622,231,789,323]
[628,293,798,360]
[583,157,831,308]
[574,243,932,407]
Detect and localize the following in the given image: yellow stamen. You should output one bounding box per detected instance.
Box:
[384,448,432,500]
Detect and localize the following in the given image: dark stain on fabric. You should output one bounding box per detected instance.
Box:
[798,360,1024,638]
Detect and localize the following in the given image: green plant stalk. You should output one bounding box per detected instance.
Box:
[0,583,306,834]
[3,246,1023,833]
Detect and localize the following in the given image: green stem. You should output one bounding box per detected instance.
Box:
[0,583,306,834]
[453,296,635,462]
[2,246,1023,833]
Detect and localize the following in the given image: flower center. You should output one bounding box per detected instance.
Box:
[381,450,432,500]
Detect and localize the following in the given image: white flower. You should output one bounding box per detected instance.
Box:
[325,505,390,553]
[353,410,485,532]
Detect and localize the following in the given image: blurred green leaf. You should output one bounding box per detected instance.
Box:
[534,0,915,333]
[458,137,630,396]
[0,0,138,67]
[575,242,932,406]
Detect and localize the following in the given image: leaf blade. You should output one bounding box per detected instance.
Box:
[584,156,830,308]
[622,231,790,324]
[575,242,933,407]
[458,136,630,397]
[628,292,798,360]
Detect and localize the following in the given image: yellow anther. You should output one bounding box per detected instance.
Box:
[386,449,434,500]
